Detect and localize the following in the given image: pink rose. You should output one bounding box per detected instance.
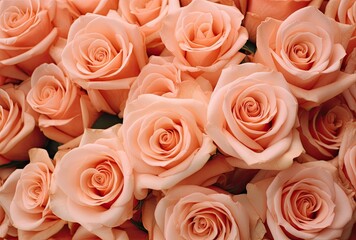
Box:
[50,125,135,240]
[254,6,356,108]
[298,95,354,160]
[0,0,58,77]
[247,162,354,239]
[26,63,99,143]
[121,94,216,199]
[143,185,251,239]
[61,12,148,115]
[127,56,212,104]
[0,83,46,163]
[206,63,303,170]
[325,0,356,55]
[0,149,65,240]
[160,0,248,86]
[244,0,323,42]
[118,0,180,55]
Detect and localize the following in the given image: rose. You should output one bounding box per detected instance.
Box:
[142,185,251,240]
[118,0,180,55]
[160,0,248,86]
[61,12,148,115]
[243,0,323,42]
[121,94,216,199]
[247,161,354,239]
[325,0,356,55]
[127,56,212,104]
[26,63,99,143]
[0,0,58,77]
[298,95,354,160]
[206,63,303,170]
[0,149,65,240]
[50,125,135,239]
[254,6,356,108]
[0,83,46,163]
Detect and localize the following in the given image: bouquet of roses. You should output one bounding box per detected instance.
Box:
[0,0,354,239]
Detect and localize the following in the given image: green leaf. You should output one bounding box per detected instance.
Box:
[91,113,123,129]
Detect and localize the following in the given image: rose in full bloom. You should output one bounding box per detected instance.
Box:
[206,63,303,170]
[143,185,251,240]
[0,149,65,240]
[0,0,58,77]
[298,95,354,160]
[0,83,46,163]
[121,94,216,199]
[118,0,180,55]
[61,12,148,115]
[243,0,323,42]
[247,161,354,240]
[26,63,99,143]
[160,0,248,86]
[127,56,212,104]
[50,125,135,240]
[254,6,356,108]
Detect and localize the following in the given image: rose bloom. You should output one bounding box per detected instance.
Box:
[206,63,303,170]
[247,161,354,240]
[325,0,356,55]
[127,55,212,104]
[0,0,58,77]
[143,185,251,240]
[26,63,99,143]
[118,0,180,55]
[0,149,65,240]
[298,95,354,160]
[0,83,46,163]
[61,12,148,115]
[254,6,356,108]
[121,94,216,199]
[243,0,323,42]
[50,125,135,240]
[160,0,248,86]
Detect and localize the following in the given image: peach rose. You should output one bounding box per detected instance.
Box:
[206,63,303,170]
[50,124,135,240]
[61,12,148,115]
[26,63,99,143]
[118,0,180,55]
[160,0,248,86]
[298,95,354,160]
[121,94,216,199]
[143,185,251,239]
[0,0,58,77]
[0,149,65,240]
[325,0,356,55]
[247,162,354,239]
[0,83,46,163]
[127,56,212,104]
[244,0,323,42]
[254,6,356,108]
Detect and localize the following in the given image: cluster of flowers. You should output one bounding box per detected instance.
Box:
[0,0,354,239]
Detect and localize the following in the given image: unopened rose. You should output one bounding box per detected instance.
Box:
[206,63,303,170]
[160,0,248,86]
[61,12,148,115]
[254,6,356,108]
[118,0,180,55]
[143,185,251,240]
[50,125,135,240]
[0,83,46,163]
[298,95,354,160]
[247,162,354,240]
[121,94,216,199]
[27,63,99,143]
[0,0,58,77]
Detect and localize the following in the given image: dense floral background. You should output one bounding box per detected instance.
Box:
[0,0,354,239]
